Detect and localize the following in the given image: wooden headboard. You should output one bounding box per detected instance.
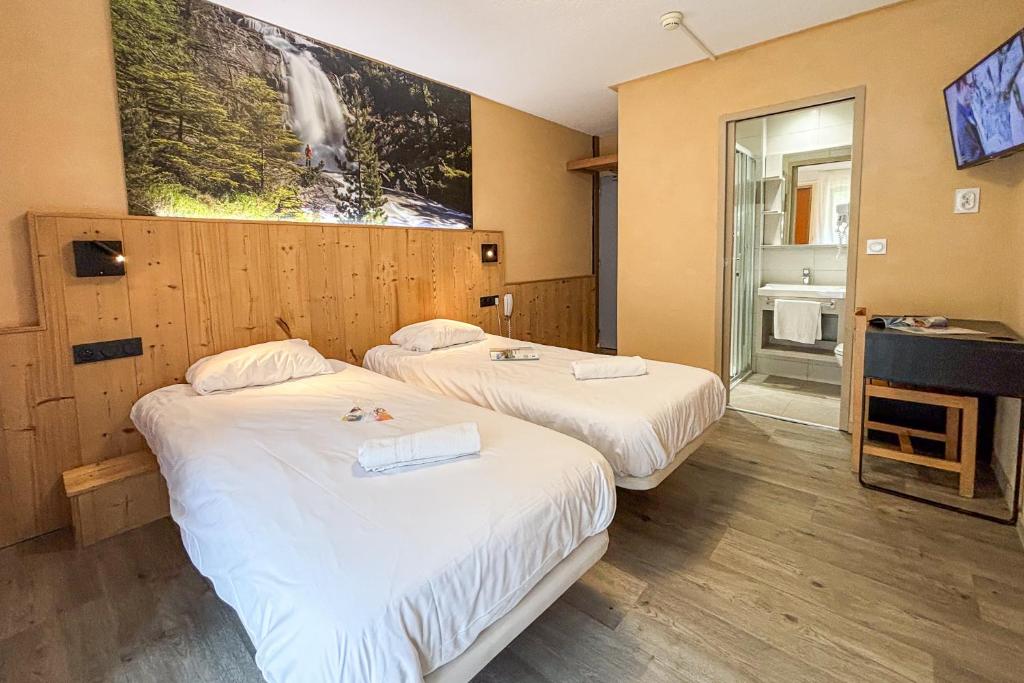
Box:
[0,213,594,547]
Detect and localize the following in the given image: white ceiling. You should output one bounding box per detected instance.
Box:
[217,0,901,135]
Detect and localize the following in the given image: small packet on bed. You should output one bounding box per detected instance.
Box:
[342,405,394,422]
[489,347,540,361]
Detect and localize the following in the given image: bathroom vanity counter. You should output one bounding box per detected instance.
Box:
[757,283,846,299]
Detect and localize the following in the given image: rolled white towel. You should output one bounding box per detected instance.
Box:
[572,356,648,381]
[358,422,481,473]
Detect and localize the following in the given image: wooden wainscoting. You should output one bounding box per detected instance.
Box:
[0,213,596,547]
[506,275,596,352]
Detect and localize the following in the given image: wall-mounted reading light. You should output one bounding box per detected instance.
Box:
[481,243,499,263]
[73,240,126,277]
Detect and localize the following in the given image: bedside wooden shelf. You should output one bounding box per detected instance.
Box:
[63,450,169,547]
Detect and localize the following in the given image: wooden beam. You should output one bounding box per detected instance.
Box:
[567,154,618,173]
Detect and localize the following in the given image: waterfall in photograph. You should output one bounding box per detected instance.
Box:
[246,19,350,172]
[110,0,473,227]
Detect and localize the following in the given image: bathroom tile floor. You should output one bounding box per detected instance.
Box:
[729,373,841,429]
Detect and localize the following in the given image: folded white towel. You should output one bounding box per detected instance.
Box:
[572,356,648,381]
[773,299,822,345]
[358,423,481,473]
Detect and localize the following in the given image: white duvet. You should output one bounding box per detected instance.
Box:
[364,335,727,479]
[131,361,615,683]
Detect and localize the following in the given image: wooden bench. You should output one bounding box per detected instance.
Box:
[62,450,169,547]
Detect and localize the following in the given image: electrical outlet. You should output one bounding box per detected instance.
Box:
[865,238,887,255]
[480,295,499,308]
[73,337,143,364]
[954,188,980,213]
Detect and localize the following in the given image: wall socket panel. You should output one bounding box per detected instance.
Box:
[865,238,887,255]
[954,187,980,214]
[480,295,499,307]
[73,337,143,364]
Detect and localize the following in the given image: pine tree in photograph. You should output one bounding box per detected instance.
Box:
[231,76,301,193]
[347,90,387,224]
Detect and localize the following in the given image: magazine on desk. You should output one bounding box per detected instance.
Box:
[870,316,983,335]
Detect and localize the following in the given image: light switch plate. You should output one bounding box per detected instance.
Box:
[866,238,887,255]
[954,187,980,213]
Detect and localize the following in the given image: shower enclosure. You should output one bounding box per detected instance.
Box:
[729,146,758,384]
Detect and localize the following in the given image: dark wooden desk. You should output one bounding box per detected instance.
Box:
[854,315,1024,523]
[864,319,1024,397]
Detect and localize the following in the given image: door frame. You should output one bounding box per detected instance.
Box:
[714,86,867,432]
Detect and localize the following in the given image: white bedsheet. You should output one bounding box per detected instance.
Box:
[131,361,615,683]
[364,335,727,479]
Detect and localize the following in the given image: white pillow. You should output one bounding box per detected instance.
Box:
[390,319,485,352]
[185,339,333,395]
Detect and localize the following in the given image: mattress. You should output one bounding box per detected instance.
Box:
[130,361,615,683]
[364,335,726,479]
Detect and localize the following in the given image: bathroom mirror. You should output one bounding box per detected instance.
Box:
[762,146,852,246]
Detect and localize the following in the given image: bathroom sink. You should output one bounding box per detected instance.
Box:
[757,283,846,299]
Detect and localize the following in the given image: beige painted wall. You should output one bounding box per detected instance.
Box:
[472,96,594,283]
[0,0,593,329]
[0,0,128,327]
[599,135,618,156]
[617,0,1024,369]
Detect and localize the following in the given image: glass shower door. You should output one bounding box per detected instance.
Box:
[730,147,757,384]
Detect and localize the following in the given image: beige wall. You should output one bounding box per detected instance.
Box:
[0,0,593,329]
[472,96,593,283]
[0,0,128,327]
[599,135,618,156]
[618,0,1024,369]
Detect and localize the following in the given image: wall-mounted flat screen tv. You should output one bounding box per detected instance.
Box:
[944,30,1024,169]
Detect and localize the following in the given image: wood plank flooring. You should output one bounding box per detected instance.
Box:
[2,410,1022,682]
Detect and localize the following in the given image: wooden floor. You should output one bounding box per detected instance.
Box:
[2,410,1022,682]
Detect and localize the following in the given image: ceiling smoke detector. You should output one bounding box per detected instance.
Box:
[660,11,684,31]
[659,10,717,61]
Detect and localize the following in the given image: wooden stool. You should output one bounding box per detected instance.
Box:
[861,382,978,498]
[63,450,170,547]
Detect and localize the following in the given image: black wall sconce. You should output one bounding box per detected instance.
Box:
[73,240,126,277]
[481,243,499,264]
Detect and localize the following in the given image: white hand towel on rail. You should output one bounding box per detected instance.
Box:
[358,423,481,473]
[773,299,822,345]
[572,356,648,381]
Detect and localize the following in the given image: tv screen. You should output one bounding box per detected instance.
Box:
[944,30,1024,169]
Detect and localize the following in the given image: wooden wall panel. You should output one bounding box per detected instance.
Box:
[334,228,378,364]
[54,217,144,464]
[506,275,596,352]
[306,225,347,361]
[0,217,78,546]
[225,222,277,350]
[270,224,312,343]
[368,229,403,339]
[122,219,189,395]
[180,221,234,362]
[0,214,594,547]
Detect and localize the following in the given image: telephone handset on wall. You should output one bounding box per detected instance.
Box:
[494,293,513,338]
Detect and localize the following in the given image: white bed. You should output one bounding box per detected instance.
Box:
[131,360,615,683]
[364,334,727,489]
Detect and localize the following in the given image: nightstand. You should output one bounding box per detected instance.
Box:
[62,450,170,547]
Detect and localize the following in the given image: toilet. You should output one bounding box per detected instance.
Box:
[834,342,844,367]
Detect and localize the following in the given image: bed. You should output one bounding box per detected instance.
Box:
[364,334,727,489]
[131,360,615,683]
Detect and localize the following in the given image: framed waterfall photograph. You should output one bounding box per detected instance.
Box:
[109,0,473,228]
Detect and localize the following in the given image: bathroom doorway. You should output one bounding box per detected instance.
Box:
[719,92,864,431]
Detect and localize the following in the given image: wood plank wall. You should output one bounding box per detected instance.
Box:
[0,213,596,547]
[506,276,596,351]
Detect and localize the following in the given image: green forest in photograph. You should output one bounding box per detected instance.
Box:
[110,0,473,227]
